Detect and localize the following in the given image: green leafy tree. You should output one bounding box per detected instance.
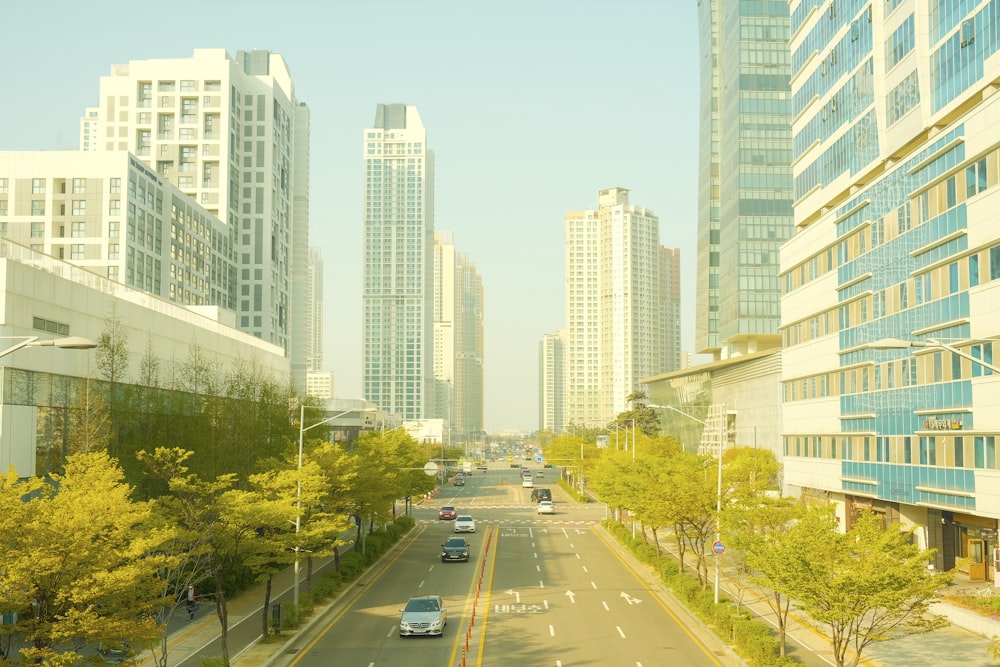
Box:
[139,447,260,667]
[0,452,175,665]
[749,507,952,667]
[96,303,130,460]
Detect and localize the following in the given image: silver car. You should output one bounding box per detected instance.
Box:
[399,595,447,637]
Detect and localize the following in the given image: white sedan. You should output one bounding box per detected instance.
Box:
[454,515,476,533]
[537,501,555,515]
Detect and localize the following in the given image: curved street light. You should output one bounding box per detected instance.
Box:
[0,335,98,359]
[648,403,724,604]
[295,405,376,611]
[870,337,1000,374]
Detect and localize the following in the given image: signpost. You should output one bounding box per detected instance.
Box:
[712,541,726,555]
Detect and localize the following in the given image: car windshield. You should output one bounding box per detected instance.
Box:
[441,506,454,511]
[405,598,439,612]
[456,516,472,522]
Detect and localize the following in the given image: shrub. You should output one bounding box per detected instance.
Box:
[311,569,343,600]
[732,618,782,666]
[338,551,365,581]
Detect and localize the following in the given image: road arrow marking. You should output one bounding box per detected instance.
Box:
[565,590,576,604]
[620,592,643,605]
[505,589,521,603]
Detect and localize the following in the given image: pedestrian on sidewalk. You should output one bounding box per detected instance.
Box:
[186,585,197,620]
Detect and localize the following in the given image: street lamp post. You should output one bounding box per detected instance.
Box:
[295,405,375,612]
[648,403,725,604]
[870,337,1000,373]
[0,335,98,358]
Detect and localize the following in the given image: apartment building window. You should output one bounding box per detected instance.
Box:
[70,244,84,260]
[179,128,196,140]
[31,201,45,216]
[157,80,175,92]
[72,200,86,216]
[71,221,86,238]
[108,243,119,260]
[109,177,121,194]
[137,129,151,156]
[108,266,118,281]
[966,157,988,198]
[0,178,7,195]
[31,178,45,194]
[109,199,120,216]
[109,220,119,238]
[205,80,221,91]
[30,222,44,237]
[181,98,197,123]
[138,111,151,125]
[72,178,85,194]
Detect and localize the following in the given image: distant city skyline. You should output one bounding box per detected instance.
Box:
[3,0,699,432]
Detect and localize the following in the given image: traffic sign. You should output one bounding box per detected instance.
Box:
[712,541,726,555]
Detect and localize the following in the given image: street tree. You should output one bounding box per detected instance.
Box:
[0,451,175,665]
[139,447,259,667]
[748,506,952,667]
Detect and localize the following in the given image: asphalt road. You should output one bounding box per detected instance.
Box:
[272,466,732,667]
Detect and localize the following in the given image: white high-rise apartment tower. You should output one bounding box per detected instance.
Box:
[81,49,311,390]
[565,187,663,426]
[363,104,435,421]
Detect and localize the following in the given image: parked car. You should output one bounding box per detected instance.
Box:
[537,500,555,514]
[438,505,457,520]
[441,537,471,562]
[399,595,447,636]
[453,515,476,533]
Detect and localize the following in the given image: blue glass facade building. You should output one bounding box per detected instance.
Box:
[781,0,1000,574]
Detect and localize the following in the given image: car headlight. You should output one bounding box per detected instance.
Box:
[430,618,443,627]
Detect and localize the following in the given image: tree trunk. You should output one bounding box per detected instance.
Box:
[261,575,272,638]
[214,575,230,665]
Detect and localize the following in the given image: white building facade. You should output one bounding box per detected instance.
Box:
[362,104,435,421]
[565,187,663,426]
[80,49,310,390]
[781,0,1000,576]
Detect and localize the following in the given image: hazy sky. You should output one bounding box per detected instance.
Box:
[5,0,700,433]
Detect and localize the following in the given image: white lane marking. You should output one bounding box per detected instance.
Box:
[549,625,555,636]
[582,565,588,573]
[591,581,598,589]
[565,590,576,604]
[602,601,609,611]
[616,626,626,638]
[575,553,581,559]
[384,626,394,638]
[539,580,545,588]
[536,565,541,572]
[562,528,569,537]
[620,591,643,605]
[544,599,550,609]
[418,579,425,589]
[534,552,538,558]
[529,528,534,538]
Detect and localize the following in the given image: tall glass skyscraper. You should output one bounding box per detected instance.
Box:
[696,0,793,358]
[782,0,1000,572]
[362,104,435,421]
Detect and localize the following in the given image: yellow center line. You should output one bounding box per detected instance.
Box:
[474,523,500,665]
[447,523,498,666]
